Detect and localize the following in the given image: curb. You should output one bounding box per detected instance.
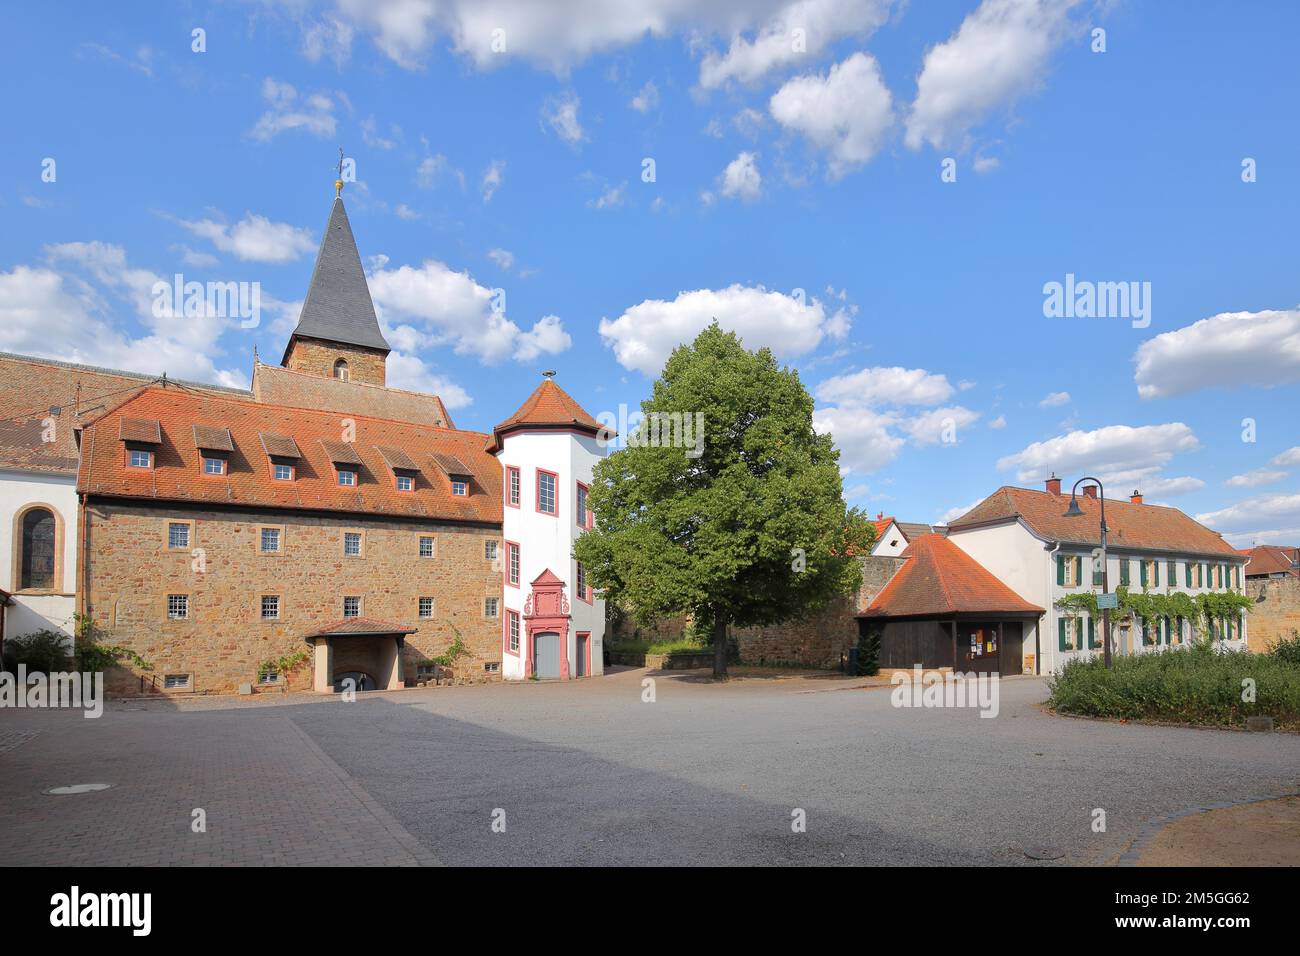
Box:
[1115,791,1299,866]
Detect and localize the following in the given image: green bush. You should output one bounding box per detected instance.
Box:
[1268,631,1300,667]
[856,627,880,676]
[3,630,72,675]
[1048,641,1300,730]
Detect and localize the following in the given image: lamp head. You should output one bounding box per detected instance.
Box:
[1063,495,1085,518]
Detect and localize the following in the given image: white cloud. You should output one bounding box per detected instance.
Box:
[384,351,472,408]
[816,366,954,407]
[598,284,852,376]
[938,498,984,524]
[481,160,505,202]
[1197,492,1300,543]
[416,154,465,190]
[973,154,1000,173]
[367,258,571,365]
[906,406,982,445]
[1138,475,1206,497]
[249,77,337,141]
[988,414,1007,429]
[769,52,894,178]
[487,248,515,270]
[630,80,660,112]
[1039,390,1070,407]
[542,93,585,144]
[393,204,420,221]
[719,152,762,202]
[1134,308,1300,399]
[588,183,626,210]
[813,406,906,473]
[1226,469,1287,489]
[175,213,316,264]
[905,0,1079,151]
[1272,447,1300,467]
[0,243,246,388]
[699,0,893,89]
[996,422,1201,485]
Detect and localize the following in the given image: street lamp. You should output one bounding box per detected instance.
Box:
[1063,476,1111,668]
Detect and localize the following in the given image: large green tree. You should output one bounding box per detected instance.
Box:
[575,323,874,678]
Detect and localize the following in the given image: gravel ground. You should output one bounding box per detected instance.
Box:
[4,668,1297,865]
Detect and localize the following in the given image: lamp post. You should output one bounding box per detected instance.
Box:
[1064,477,1111,668]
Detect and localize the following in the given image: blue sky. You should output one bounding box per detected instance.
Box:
[3,1,1299,545]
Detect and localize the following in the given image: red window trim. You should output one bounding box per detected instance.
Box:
[270,460,295,482]
[505,466,521,508]
[125,447,154,470]
[575,560,592,604]
[577,630,591,676]
[504,540,521,588]
[504,609,521,657]
[394,472,415,493]
[200,454,228,478]
[576,480,592,530]
[535,468,559,515]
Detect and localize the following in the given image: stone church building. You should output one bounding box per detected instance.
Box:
[1,190,607,693]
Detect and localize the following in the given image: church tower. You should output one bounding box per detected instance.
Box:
[280,185,390,386]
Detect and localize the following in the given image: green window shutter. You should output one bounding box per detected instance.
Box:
[1185,562,1191,587]
[1074,556,1083,587]
[1139,561,1148,587]
[1227,617,1234,640]
[1058,617,1068,651]
[1056,555,1065,586]
[1233,565,1240,589]
[1087,617,1096,649]
[1120,560,1130,586]
[1154,562,1160,587]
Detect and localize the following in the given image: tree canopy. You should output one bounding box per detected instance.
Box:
[574,323,874,676]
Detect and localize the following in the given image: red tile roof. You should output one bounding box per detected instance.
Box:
[77,387,503,524]
[949,486,1241,558]
[251,361,451,430]
[488,378,604,453]
[304,617,417,638]
[859,534,1044,619]
[1242,545,1300,578]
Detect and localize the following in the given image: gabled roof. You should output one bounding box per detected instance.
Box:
[948,486,1241,559]
[303,617,417,639]
[252,361,450,430]
[77,387,502,524]
[1241,544,1300,577]
[487,378,604,454]
[859,534,1044,619]
[282,196,389,360]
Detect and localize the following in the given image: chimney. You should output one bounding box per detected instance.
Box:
[1130,489,1143,504]
[1044,473,1061,496]
[877,511,884,521]
[1082,485,1098,499]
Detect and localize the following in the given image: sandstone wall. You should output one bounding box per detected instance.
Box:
[1246,576,1300,652]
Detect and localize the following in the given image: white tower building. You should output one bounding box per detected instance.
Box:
[489,374,607,680]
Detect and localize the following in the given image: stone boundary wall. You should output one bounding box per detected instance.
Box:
[1246,576,1300,652]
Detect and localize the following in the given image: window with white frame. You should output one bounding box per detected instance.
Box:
[128,448,152,469]
[202,455,226,476]
[167,594,189,620]
[396,474,414,492]
[261,595,280,620]
[537,470,557,514]
[576,483,591,529]
[258,670,280,685]
[506,466,520,506]
[343,596,360,618]
[451,479,468,496]
[418,597,434,619]
[484,597,499,618]
[164,673,190,689]
[168,522,190,549]
[484,539,498,562]
[576,561,589,601]
[344,532,362,556]
[508,610,520,653]
[273,462,294,481]
[260,527,281,553]
[419,535,435,558]
[507,542,520,586]
[337,467,357,487]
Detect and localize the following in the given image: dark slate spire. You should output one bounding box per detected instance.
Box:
[284,196,389,358]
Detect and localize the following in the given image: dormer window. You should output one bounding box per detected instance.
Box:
[192,424,234,478]
[451,479,468,496]
[120,416,161,470]
[334,359,349,382]
[273,461,294,481]
[128,448,153,469]
[396,474,414,492]
[431,452,473,500]
[202,455,227,476]
[337,468,357,487]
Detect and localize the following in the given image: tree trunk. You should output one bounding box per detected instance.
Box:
[712,611,728,680]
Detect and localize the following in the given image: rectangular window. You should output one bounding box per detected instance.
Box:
[167,522,190,549]
[167,594,189,620]
[261,595,280,620]
[506,466,520,507]
[273,462,294,481]
[506,542,520,586]
[128,448,152,469]
[1061,555,1077,587]
[202,456,226,476]
[344,532,362,557]
[396,474,414,492]
[258,671,280,685]
[576,561,589,602]
[1058,616,1078,652]
[484,597,499,618]
[1167,559,1177,586]
[419,535,435,558]
[337,468,357,487]
[451,479,468,496]
[260,527,281,553]
[484,662,501,674]
[576,482,591,529]
[343,596,360,618]
[1119,560,1131,587]
[419,597,434,619]
[508,610,520,654]
[537,469,557,514]
[164,674,189,690]
[484,539,498,562]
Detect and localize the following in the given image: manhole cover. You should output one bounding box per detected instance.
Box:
[45,784,113,795]
[1023,844,1064,861]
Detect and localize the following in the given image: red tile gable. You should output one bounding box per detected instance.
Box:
[77,387,503,524]
[488,379,603,453]
[860,534,1044,618]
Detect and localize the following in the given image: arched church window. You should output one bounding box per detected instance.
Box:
[333,358,349,382]
[20,507,57,590]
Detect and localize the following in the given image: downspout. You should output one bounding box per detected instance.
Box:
[1044,540,1061,676]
